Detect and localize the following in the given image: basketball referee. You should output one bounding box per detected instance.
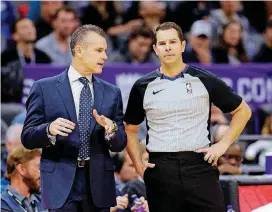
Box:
[124,22,251,212]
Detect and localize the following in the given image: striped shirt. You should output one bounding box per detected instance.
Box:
[124,65,242,152]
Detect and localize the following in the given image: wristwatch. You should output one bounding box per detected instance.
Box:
[46,123,56,145]
[105,121,118,141]
[111,121,118,133]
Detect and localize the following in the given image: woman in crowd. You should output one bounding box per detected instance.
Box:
[212,21,250,64]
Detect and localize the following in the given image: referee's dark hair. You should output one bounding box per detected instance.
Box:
[154,22,184,45]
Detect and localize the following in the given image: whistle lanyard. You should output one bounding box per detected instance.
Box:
[17,47,36,65]
[6,189,29,212]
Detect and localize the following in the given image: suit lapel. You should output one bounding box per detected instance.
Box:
[56,70,77,124]
[90,76,104,133]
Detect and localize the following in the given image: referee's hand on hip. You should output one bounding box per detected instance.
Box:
[196,142,229,166]
[140,161,155,179]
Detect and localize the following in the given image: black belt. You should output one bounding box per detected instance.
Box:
[148,151,205,160]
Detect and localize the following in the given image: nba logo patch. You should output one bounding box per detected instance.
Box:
[186,83,192,94]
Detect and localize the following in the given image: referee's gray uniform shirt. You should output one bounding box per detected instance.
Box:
[124,65,242,152]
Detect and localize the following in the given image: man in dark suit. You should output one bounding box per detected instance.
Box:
[21,24,127,212]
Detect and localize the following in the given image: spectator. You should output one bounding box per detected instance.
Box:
[113,147,149,212]
[209,1,250,44]
[218,143,243,175]
[109,26,158,64]
[1,147,45,212]
[1,124,23,179]
[1,18,51,66]
[36,7,76,66]
[114,151,139,193]
[138,1,167,32]
[253,20,272,63]
[122,143,149,200]
[35,1,63,40]
[1,18,51,103]
[212,21,249,64]
[209,1,262,58]
[119,143,149,212]
[183,20,213,64]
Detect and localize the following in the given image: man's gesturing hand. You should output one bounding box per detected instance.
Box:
[196,142,229,166]
[48,118,75,136]
[93,109,115,134]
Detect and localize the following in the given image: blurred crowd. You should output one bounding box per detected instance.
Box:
[2,1,272,104]
[2,1,272,66]
[1,1,272,211]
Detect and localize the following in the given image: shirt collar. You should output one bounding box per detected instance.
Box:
[29,193,39,204]
[114,175,125,189]
[7,185,27,202]
[68,65,92,84]
[114,175,125,191]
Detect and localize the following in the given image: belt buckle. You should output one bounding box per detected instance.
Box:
[78,160,85,167]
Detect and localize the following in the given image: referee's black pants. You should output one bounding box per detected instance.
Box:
[144,151,225,212]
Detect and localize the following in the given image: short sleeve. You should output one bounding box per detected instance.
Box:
[124,82,145,125]
[211,76,242,113]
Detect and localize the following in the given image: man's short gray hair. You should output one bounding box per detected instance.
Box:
[70,24,106,56]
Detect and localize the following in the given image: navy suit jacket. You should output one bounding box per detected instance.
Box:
[21,70,127,209]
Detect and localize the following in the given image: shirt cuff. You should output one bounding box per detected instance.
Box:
[47,134,56,145]
[105,121,118,141]
[105,131,116,141]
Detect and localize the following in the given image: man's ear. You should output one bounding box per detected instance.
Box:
[75,45,83,58]
[181,40,186,53]
[51,19,57,30]
[153,44,158,56]
[15,164,25,176]
[12,33,19,42]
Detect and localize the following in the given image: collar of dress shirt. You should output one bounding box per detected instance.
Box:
[68,65,92,84]
[7,185,39,204]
